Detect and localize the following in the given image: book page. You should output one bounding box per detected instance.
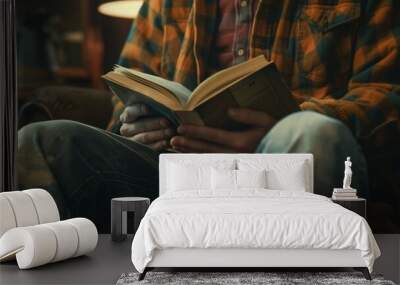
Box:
[186,55,269,110]
[104,72,183,110]
[193,63,299,122]
[114,66,192,105]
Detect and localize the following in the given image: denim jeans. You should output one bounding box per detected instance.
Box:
[256,111,368,197]
[17,111,367,232]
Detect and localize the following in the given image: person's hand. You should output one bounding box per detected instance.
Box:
[119,104,175,151]
[170,108,276,153]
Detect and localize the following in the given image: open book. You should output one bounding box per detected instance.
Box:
[103,55,299,130]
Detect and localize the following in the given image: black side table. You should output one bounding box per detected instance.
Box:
[111,197,150,242]
[331,198,366,218]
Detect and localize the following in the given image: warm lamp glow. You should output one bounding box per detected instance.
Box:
[98,0,143,19]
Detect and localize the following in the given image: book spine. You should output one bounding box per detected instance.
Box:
[332,195,358,200]
[333,189,357,193]
[332,197,358,201]
[332,193,358,196]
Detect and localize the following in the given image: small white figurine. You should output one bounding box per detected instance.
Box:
[342,157,353,189]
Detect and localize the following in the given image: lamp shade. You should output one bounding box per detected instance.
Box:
[98,0,143,19]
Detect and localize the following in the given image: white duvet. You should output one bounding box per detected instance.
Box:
[131,190,380,273]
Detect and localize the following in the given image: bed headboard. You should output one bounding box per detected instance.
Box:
[159,153,314,195]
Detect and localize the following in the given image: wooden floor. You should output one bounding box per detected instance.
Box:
[0,235,399,285]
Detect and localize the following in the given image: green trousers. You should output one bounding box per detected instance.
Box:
[17,111,367,232]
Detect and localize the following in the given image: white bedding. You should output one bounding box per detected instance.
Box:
[131,190,380,273]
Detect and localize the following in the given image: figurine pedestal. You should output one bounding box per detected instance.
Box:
[332,188,358,200]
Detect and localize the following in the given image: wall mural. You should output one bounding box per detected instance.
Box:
[13,0,400,234]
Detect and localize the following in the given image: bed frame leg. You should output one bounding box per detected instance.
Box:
[354,267,371,280]
[138,268,148,281]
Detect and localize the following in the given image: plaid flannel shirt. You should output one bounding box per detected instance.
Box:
[214,0,257,68]
[111,0,400,149]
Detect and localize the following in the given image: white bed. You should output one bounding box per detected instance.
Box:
[131,154,380,280]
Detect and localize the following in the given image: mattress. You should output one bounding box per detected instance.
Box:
[131,190,380,273]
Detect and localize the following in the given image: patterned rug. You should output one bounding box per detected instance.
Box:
[116,271,396,285]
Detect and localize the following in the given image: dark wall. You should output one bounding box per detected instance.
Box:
[0,0,18,192]
[100,15,132,73]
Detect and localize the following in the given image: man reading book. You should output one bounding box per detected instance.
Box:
[17,0,400,232]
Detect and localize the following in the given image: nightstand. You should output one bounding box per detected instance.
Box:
[111,197,150,242]
[331,198,366,218]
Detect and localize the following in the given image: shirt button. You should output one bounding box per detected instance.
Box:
[240,0,248,7]
[237,48,245,56]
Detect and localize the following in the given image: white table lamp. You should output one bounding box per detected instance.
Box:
[98,0,143,19]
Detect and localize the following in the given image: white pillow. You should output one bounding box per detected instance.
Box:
[238,159,308,191]
[167,163,210,191]
[237,169,267,188]
[166,159,235,192]
[211,169,236,190]
[211,169,267,190]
